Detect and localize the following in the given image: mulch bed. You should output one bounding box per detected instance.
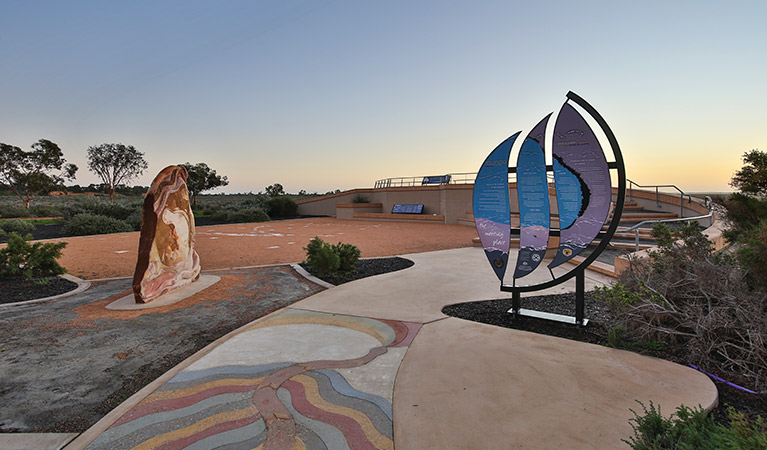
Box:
[299,257,414,285]
[442,293,767,426]
[0,276,79,305]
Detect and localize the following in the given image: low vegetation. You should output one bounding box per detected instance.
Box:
[0,232,67,279]
[303,237,361,278]
[625,402,766,450]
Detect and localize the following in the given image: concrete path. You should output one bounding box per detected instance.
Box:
[55,247,716,448]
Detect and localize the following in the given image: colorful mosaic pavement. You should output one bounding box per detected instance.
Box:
[85,309,421,450]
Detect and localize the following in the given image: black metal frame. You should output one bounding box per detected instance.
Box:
[501,91,627,325]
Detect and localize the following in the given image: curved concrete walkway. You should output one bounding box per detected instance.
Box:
[63,247,716,449]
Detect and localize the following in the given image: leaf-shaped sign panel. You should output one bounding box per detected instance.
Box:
[473,132,518,282]
[548,104,612,269]
[514,116,550,280]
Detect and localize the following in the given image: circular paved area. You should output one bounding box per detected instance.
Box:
[49,218,478,279]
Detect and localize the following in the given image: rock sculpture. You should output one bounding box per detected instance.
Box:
[133,165,201,303]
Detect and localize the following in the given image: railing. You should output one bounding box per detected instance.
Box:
[373,171,557,188]
[627,179,693,218]
[619,196,715,251]
[373,172,479,188]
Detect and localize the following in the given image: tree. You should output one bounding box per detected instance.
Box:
[730,149,767,196]
[0,139,78,209]
[178,162,229,206]
[264,183,285,197]
[86,143,148,202]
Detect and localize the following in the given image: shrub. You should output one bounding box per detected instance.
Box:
[333,242,361,273]
[62,213,133,236]
[30,205,62,217]
[0,219,35,235]
[601,222,767,390]
[304,237,339,277]
[625,401,767,449]
[62,199,140,221]
[210,207,270,224]
[266,196,298,218]
[351,194,369,203]
[0,232,67,279]
[0,204,28,218]
[125,211,143,231]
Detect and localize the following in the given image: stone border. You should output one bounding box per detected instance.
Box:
[290,263,335,289]
[0,274,91,308]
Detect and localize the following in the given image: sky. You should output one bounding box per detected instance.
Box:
[1,0,765,194]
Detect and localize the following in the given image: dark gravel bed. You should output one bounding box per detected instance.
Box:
[443,293,767,425]
[0,276,79,305]
[299,257,414,285]
[443,292,610,345]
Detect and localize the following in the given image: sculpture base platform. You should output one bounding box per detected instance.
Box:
[107,275,220,310]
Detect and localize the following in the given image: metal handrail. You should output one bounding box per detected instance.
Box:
[627,179,693,218]
[374,172,481,188]
[373,171,558,188]
[618,196,715,251]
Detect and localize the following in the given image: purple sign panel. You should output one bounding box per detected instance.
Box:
[548,103,612,269]
[514,116,550,279]
[473,133,518,282]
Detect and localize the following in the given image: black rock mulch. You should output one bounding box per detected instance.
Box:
[0,276,79,305]
[443,292,610,345]
[299,257,414,285]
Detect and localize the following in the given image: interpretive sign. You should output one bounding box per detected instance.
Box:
[548,104,612,269]
[422,175,451,184]
[391,204,424,214]
[514,116,551,279]
[472,92,626,325]
[473,132,518,282]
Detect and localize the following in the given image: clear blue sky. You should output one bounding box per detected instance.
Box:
[1,0,765,193]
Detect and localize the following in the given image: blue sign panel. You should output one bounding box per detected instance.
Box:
[514,116,551,279]
[473,132,518,282]
[391,204,424,214]
[422,175,451,184]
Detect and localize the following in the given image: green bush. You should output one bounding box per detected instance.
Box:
[333,242,361,273]
[30,205,63,217]
[593,283,641,312]
[62,213,134,236]
[267,196,298,218]
[125,211,143,231]
[0,232,67,279]
[351,194,369,203]
[304,237,339,277]
[0,219,36,235]
[210,207,270,224]
[625,401,767,449]
[62,199,140,221]
[0,204,28,218]
[304,237,361,278]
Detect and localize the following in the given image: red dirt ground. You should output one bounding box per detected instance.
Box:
[47,218,478,280]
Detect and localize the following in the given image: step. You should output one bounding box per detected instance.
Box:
[565,255,617,278]
[618,212,678,221]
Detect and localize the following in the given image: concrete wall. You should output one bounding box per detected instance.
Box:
[296,189,376,217]
[297,184,711,228]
